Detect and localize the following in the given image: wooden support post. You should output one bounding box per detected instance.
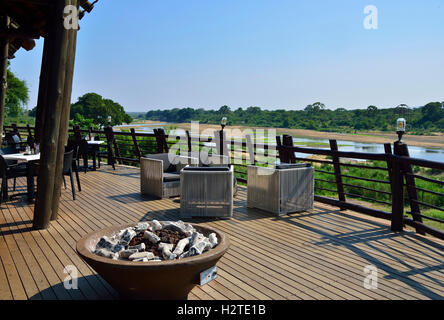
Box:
[130,128,142,159]
[51,6,78,221]
[33,0,72,230]
[329,139,346,209]
[0,16,9,147]
[394,142,424,234]
[391,141,405,232]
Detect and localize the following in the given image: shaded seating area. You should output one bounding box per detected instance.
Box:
[0,0,98,230]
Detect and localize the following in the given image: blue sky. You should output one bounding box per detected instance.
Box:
[10,0,444,112]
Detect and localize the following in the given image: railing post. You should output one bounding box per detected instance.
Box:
[130,128,142,160]
[329,139,346,210]
[154,128,169,153]
[73,125,82,142]
[384,143,393,177]
[394,141,425,234]
[105,126,120,165]
[245,134,256,165]
[153,129,163,154]
[276,136,288,164]
[215,129,227,156]
[219,129,226,156]
[158,128,169,153]
[186,130,192,153]
[104,126,116,168]
[11,123,21,139]
[282,135,296,163]
[391,141,405,232]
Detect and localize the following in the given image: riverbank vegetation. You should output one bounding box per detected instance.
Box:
[145,102,444,135]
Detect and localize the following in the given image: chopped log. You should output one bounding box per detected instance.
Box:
[51,2,79,220]
[33,0,74,230]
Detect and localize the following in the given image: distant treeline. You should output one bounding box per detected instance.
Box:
[144,102,444,134]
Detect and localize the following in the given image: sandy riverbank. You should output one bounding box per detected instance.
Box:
[124,120,444,149]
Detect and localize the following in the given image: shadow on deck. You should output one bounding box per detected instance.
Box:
[0,165,443,300]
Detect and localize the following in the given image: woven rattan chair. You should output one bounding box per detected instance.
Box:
[247,163,314,215]
[140,153,198,198]
[180,165,234,219]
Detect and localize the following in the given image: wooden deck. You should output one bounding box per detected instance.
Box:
[0,165,443,300]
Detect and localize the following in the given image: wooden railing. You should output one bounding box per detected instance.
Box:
[4,124,444,240]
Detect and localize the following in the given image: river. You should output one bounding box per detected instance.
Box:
[116,124,444,162]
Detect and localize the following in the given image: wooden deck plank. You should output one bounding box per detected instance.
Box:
[3,204,76,300]
[77,168,444,300]
[0,255,13,299]
[1,165,443,300]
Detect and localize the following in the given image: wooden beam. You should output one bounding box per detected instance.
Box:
[33,0,71,230]
[0,16,10,147]
[0,28,40,39]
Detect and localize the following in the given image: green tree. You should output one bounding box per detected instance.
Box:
[5,69,29,118]
[305,102,326,113]
[70,93,132,127]
[367,105,378,115]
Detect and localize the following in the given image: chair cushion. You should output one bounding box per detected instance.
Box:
[275,163,311,170]
[163,173,180,182]
[164,164,177,173]
[7,164,28,177]
[183,166,230,172]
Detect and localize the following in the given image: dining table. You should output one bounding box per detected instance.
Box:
[86,140,105,171]
[3,153,40,202]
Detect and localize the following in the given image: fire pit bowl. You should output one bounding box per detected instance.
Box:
[76,223,229,300]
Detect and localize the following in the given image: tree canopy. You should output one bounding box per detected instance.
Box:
[69,93,133,128]
[145,102,444,134]
[5,68,29,118]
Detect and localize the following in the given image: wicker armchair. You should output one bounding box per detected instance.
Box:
[199,154,238,196]
[140,153,198,198]
[180,165,234,219]
[247,163,314,215]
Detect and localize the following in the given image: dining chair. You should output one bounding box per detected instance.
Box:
[0,154,28,203]
[66,140,82,192]
[5,133,27,152]
[62,150,76,200]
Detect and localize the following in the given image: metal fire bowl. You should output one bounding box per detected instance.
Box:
[76,223,229,300]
